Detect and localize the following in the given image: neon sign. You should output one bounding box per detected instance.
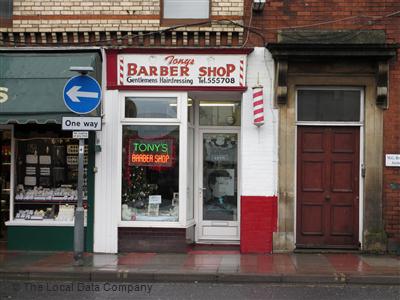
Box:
[128,139,173,167]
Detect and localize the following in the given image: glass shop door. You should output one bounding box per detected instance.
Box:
[197,130,240,241]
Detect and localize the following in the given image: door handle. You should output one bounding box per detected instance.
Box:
[325,195,331,201]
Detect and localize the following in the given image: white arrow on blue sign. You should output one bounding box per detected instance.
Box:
[63,75,102,114]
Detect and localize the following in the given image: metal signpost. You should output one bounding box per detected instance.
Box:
[63,67,101,264]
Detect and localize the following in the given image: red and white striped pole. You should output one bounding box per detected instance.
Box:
[118,55,124,86]
[252,86,264,127]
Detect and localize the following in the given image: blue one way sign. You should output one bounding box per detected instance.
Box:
[63,75,102,114]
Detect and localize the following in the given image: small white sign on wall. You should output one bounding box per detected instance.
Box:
[385,154,400,167]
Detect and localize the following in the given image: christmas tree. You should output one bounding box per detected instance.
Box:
[122,166,156,209]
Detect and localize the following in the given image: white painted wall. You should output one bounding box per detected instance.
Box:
[93,88,120,253]
[240,48,277,196]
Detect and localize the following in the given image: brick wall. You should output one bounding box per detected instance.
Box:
[118,227,188,253]
[5,0,243,32]
[244,0,400,241]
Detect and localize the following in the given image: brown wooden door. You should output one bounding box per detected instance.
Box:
[296,126,359,249]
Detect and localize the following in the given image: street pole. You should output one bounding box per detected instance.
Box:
[74,137,85,264]
[64,66,100,265]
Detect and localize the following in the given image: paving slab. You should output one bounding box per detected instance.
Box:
[0,250,398,285]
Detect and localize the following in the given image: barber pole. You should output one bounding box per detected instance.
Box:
[119,56,124,85]
[252,86,264,126]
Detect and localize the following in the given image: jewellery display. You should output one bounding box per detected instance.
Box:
[12,135,88,223]
[15,186,85,202]
[55,204,75,222]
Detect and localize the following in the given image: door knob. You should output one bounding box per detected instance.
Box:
[325,195,331,201]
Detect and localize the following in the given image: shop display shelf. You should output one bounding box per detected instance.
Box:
[14,199,87,205]
[5,219,85,227]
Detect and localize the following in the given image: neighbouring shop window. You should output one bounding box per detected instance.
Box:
[13,125,87,222]
[125,97,177,119]
[297,90,361,122]
[199,101,241,126]
[122,125,179,222]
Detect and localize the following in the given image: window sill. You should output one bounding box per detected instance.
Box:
[160,18,211,27]
[6,220,87,227]
[118,220,192,228]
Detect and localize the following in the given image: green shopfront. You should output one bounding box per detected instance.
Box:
[0,50,101,251]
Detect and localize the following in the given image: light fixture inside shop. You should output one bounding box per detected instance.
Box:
[252,0,266,11]
[200,102,237,107]
[169,102,236,107]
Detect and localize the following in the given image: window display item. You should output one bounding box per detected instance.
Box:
[39,155,51,165]
[67,145,79,155]
[53,167,66,184]
[147,203,159,216]
[15,186,82,202]
[172,192,179,207]
[53,146,65,166]
[26,154,38,164]
[149,195,162,204]
[24,176,36,186]
[67,156,88,165]
[56,204,75,222]
[40,167,51,176]
[121,204,136,221]
[25,167,36,175]
[39,176,51,187]
[15,209,44,220]
[67,144,88,155]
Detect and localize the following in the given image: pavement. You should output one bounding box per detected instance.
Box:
[0,248,399,285]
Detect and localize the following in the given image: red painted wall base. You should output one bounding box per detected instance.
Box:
[240,196,278,254]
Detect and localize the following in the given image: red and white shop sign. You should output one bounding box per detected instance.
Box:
[118,54,246,88]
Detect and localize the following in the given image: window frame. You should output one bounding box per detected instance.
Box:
[118,91,189,228]
[123,95,180,122]
[160,0,212,26]
[295,86,364,126]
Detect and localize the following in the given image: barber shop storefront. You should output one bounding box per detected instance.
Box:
[0,50,101,251]
[95,48,278,253]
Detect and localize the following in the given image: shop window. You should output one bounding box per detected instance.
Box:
[163,0,209,19]
[125,97,177,119]
[297,89,361,122]
[199,101,241,126]
[12,125,88,223]
[121,125,179,222]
